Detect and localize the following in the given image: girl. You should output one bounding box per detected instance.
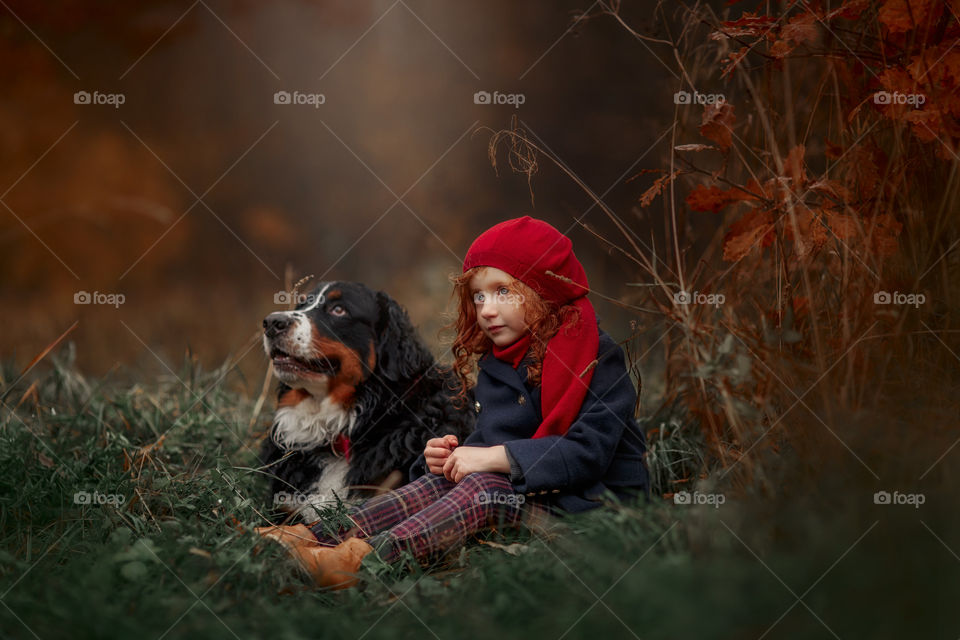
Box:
[256,216,649,589]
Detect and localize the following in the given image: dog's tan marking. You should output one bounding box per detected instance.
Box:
[278,388,312,407]
[310,327,364,407]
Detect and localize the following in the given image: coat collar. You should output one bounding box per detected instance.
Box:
[478,351,531,393]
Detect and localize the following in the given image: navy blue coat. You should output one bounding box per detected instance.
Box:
[409,327,649,513]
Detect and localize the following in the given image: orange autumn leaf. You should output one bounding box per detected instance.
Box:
[722,208,775,262]
[824,210,860,240]
[903,107,944,143]
[721,46,750,78]
[771,12,818,58]
[639,170,681,207]
[907,43,960,88]
[810,179,853,204]
[687,185,732,212]
[782,12,818,43]
[784,207,829,258]
[699,102,736,151]
[878,0,942,34]
[686,182,761,212]
[711,13,777,39]
[782,144,807,184]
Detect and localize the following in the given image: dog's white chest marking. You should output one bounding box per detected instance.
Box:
[272,392,357,451]
[296,457,351,520]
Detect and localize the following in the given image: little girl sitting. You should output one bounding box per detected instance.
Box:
[257,215,649,589]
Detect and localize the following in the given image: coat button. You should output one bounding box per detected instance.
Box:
[526,492,535,497]
[474,400,481,413]
[517,394,526,405]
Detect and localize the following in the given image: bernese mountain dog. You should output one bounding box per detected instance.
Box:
[259,281,474,521]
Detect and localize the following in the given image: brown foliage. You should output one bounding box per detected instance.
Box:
[616,0,959,487]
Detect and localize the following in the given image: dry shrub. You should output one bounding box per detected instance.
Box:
[489,0,960,497]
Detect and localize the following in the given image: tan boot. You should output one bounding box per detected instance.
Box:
[287,537,375,590]
[254,524,327,552]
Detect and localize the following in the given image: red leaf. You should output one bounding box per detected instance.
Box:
[686,185,732,213]
[903,107,944,143]
[782,144,807,184]
[824,210,860,240]
[810,179,853,204]
[722,208,775,262]
[699,102,736,151]
[639,170,681,207]
[878,0,942,34]
[712,13,777,39]
[907,44,960,91]
[686,182,760,213]
[784,207,829,258]
[771,12,819,58]
[721,46,750,78]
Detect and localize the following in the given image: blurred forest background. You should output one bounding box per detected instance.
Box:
[0,0,689,391]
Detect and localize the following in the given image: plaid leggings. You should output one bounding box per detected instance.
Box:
[308,472,552,565]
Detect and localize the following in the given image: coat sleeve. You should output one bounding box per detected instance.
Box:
[408,452,428,482]
[502,336,636,494]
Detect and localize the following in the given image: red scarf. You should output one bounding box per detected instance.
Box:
[466,216,599,439]
[492,332,532,368]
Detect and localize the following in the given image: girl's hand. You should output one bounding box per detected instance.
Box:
[424,434,459,475]
[442,445,510,483]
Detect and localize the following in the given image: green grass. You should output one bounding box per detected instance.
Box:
[0,351,952,639]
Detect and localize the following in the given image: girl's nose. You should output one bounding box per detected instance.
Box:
[480,301,498,319]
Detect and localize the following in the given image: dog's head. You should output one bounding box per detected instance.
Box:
[263,281,434,404]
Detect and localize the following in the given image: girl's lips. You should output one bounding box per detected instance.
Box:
[488,325,505,333]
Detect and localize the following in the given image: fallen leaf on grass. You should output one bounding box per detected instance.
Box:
[479,540,530,556]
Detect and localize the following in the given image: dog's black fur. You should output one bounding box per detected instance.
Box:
[259,281,474,520]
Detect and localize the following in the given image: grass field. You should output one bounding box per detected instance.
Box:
[0,349,953,640]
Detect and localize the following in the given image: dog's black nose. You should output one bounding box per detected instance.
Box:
[263,312,293,339]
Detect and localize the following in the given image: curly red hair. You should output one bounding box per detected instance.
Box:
[439,266,582,410]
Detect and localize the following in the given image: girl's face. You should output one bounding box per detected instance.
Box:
[469,267,529,347]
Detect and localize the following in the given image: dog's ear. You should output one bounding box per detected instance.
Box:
[374,291,434,383]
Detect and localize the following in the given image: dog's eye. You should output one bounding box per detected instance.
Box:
[329,304,348,317]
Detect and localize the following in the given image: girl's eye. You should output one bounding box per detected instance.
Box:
[473,293,484,304]
[498,287,509,295]
[329,304,347,317]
